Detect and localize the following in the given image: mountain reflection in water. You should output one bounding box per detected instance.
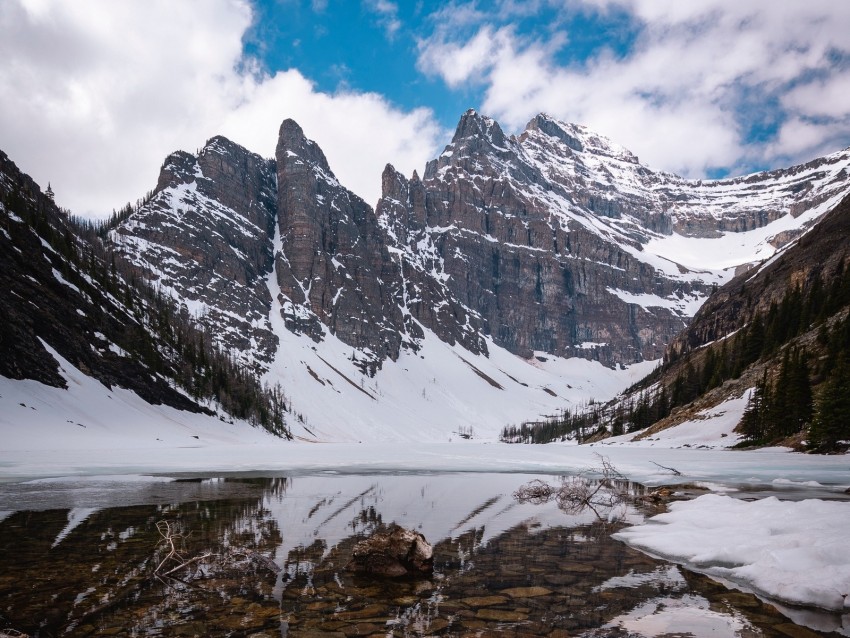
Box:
[0,473,841,637]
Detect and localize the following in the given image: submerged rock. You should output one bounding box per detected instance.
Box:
[346,525,433,577]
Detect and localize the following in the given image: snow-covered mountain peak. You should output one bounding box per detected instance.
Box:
[451,108,509,146]
[111,136,278,370]
[425,109,531,181]
[523,113,640,165]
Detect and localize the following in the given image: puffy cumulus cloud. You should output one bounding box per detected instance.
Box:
[417,26,504,87]
[0,0,443,216]
[417,0,850,176]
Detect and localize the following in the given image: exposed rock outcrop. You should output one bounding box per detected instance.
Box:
[379,111,701,363]
[346,526,433,577]
[273,120,407,371]
[110,136,278,369]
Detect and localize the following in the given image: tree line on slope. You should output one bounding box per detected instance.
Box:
[502,260,850,452]
[1,182,291,438]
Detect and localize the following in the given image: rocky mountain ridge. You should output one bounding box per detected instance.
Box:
[99,110,850,439]
[110,110,850,374]
[110,136,278,369]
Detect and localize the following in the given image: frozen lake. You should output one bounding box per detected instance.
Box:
[2,470,847,637]
[2,441,850,490]
[0,444,848,636]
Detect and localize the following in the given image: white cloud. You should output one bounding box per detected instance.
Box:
[417,1,850,176]
[417,26,503,87]
[0,0,443,216]
[364,0,402,40]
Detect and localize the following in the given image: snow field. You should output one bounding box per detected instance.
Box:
[614,494,850,612]
[596,392,749,449]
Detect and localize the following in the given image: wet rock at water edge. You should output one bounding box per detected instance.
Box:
[346,525,433,577]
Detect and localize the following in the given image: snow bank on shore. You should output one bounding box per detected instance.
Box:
[614,494,850,612]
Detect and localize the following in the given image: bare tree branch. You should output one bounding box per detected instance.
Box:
[650,461,682,476]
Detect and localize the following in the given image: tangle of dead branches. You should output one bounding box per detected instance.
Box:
[152,519,280,584]
[513,454,631,519]
[153,520,214,578]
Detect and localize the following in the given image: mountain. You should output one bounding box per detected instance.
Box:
[103,110,850,441]
[0,149,289,443]
[108,136,279,370]
[506,193,850,450]
[378,111,848,365]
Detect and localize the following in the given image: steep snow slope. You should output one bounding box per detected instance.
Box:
[0,343,279,452]
[264,220,656,441]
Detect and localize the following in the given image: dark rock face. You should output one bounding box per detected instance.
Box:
[378,165,487,356]
[376,110,850,364]
[379,111,697,363]
[107,110,850,371]
[110,136,278,369]
[346,525,433,577]
[274,120,407,370]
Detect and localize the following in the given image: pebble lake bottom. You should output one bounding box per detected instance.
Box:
[0,472,846,637]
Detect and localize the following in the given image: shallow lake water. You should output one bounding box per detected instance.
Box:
[0,472,845,637]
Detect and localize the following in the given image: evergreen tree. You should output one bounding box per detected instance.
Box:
[783,350,813,436]
[809,357,850,452]
[740,373,769,443]
[743,315,765,366]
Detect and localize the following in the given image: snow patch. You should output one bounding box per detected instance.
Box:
[614,494,850,612]
[598,393,748,450]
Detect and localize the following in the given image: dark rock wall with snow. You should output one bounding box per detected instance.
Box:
[107,110,850,371]
[274,119,406,369]
[110,137,279,368]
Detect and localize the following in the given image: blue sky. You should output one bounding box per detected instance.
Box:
[242,0,642,132]
[1,1,849,216]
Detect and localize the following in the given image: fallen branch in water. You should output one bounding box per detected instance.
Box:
[650,461,682,476]
[152,520,279,583]
[153,520,186,575]
[513,479,556,503]
[153,520,216,578]
[161,551,215,577]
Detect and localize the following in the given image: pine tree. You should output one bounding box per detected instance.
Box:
[743,315,765,366]
[785,350,812,436]
[740,373,769,443]
[809,356,850,452]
